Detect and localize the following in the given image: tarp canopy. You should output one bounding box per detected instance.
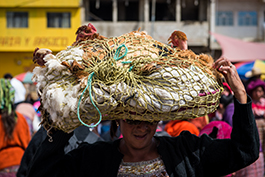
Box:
[211,32,265,62]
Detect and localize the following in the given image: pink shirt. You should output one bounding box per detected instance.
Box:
[252,97,265,119]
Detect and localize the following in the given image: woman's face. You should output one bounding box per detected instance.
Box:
[251,86,264,101]
[119,119,158,150]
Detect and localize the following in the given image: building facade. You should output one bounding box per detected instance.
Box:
[0,0,81,77]
[0,0,264,77]
[81,0,265,57]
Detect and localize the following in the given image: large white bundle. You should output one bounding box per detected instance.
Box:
[33,28,223,133]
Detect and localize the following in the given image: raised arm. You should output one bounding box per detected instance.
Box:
[213,57,247,104]
[201,57,259,176]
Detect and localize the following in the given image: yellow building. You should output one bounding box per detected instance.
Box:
[0,0,81,77]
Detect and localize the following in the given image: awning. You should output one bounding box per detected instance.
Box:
[211,32,265,62]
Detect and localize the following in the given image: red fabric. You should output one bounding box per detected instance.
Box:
[252,97,265,119]
[222,83,232,94]
[211,32,265,62]
[199,121,232,139]
[0,112,31,170]
[164,120,199,137]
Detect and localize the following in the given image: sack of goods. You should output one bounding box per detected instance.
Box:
[32,23,223,133]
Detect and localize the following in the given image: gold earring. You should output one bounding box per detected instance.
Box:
[116,121,119,127]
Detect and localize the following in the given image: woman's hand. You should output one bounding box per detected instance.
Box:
[213,57,247,104]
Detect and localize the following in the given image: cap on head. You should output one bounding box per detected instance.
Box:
[245,67,262,78]
[246,78,265,95]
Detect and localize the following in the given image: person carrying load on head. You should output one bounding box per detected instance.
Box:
[27,23,259,177]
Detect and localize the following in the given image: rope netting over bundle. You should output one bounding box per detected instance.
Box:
[33,30,223,133]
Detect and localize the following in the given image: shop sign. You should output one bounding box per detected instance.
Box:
[0,36,69,48]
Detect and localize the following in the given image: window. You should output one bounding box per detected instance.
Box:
[118,0,139,21]
[87,0,112,21]
[238,11,257,26]
[47,12,71,28]
[181,0,207,21]
[216,11,233,26]
[6,12,28,28]
[149,0,176,21]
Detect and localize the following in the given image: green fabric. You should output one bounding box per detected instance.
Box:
[0,79,15,115]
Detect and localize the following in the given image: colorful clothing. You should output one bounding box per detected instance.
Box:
[0,165,19,177]
[222,103,234,127]
[0,112,30,171]
[118,157,168,177]
[16,103,38,135]
[252,98,265,150]
[164,120,199,137]
[252,97,265,119]
[199,121,232,139]
[189,116,208,131]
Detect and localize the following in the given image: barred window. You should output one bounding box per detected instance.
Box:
[216,11,233,26]
[181,0,207,21]
[238,11,257,26]
[6,12,28,28]
[47,12,71,28]
[150,0,176,21]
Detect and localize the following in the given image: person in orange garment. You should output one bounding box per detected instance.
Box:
[164,120,199,137]
[0,79,30,177]
[189,115,209,132]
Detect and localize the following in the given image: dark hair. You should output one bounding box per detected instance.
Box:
[0,78,16,140]
[0,109,16,140]
[220,94,233,108]
[110,120,119,139]
[3,73,13,79]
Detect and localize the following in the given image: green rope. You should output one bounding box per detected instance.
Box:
[114,44,128,61]
[77,72,101,128]
[121,61,132,64]
[114,44,134,71]
[77,44,129,128]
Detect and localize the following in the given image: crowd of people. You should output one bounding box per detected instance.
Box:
[0,74,41,177]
